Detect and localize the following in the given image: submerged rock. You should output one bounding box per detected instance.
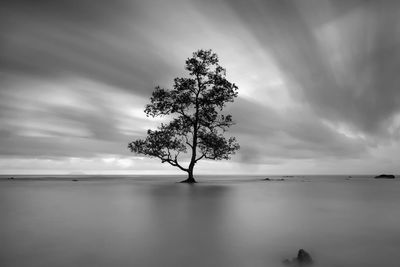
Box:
[297,249,313,264]
[263,178,285,181]
[374,174,395,179]
[283,249,313,266]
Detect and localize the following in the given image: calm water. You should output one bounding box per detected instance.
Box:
[1,175,400,267]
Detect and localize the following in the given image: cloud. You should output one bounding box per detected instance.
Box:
[0,0,399,174]
[228,98,367,164]
[226,0,400,138]
[0,77,152,158]
[0,0,180,95]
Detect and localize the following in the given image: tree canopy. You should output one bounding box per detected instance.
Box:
[128,49,239,183]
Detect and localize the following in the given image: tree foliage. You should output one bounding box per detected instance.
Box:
[128,49,239,183]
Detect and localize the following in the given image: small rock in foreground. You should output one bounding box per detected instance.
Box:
[283,249,313,266]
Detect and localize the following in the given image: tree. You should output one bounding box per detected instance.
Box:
[128,49,239,183]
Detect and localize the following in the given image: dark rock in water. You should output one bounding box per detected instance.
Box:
[283,249,313,266]
[264,178,285,181]
[282,259,291,265]
[374,174,395,179]
[72,179,79,182]
[297,249,313,264]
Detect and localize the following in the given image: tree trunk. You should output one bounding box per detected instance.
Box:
[180,168,197,183]
[180,85,200,184]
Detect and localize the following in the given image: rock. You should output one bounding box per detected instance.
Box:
[283,249,313,266]
[374,174,395,179]
[264,178,285,181]
[282,259,292,265]
[297,249,313,264]
[72,179,79,182]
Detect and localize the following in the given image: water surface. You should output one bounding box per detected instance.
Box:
[1,175,400,267]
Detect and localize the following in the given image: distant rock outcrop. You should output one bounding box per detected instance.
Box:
[374,174,395,179]
[283,249,313,266]
[264,178,284,181]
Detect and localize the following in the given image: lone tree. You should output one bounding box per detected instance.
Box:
[128,49,239,183]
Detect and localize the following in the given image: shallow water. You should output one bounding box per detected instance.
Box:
[1,175,400,267]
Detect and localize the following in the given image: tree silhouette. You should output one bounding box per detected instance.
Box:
[128,49,239,183]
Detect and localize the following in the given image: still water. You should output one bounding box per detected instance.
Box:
[1,175,400,267]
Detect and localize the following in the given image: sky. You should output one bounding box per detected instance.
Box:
[1,0,400,175]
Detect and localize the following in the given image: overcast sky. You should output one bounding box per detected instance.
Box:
[1,0,400,175]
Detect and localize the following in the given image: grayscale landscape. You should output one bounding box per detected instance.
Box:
[1,1,400,266]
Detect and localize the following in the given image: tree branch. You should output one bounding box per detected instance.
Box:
[195,153,206,163]
[157,154,188,172]
[184,135,193,148]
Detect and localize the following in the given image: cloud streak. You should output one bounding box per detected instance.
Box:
[227,0,400,137]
